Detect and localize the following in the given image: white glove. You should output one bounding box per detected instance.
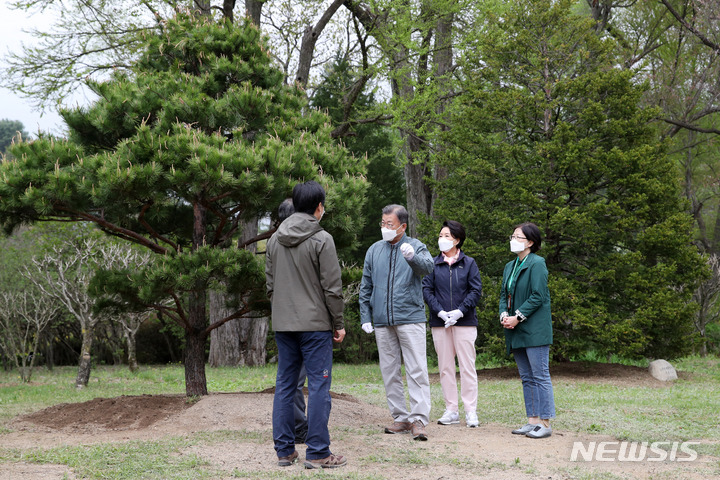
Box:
[446,309,464,326]
[361,323,374,334]
[438,310,450,323]
[399,242,415,261]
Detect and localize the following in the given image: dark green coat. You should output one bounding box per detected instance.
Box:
[499,253,552,354]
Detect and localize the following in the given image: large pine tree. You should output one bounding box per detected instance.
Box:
[435,0,706,360]
[0,13,367,395]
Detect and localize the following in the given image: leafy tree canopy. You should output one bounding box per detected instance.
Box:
[434,0,707,360]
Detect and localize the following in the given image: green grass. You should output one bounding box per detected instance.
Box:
[0,438,218,480]
[0,355,719,478]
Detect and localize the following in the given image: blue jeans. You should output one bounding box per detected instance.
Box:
[513,345,556,419]
[273,331,333,459]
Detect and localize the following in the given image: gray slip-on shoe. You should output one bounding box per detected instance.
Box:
[525,424,552,438]
[511,423,536,435]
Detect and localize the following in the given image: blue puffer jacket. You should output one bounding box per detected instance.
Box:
[422,251,482,328]
[359,234,434,327]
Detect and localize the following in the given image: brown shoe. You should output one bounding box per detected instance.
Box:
[384,421,412,434]
[278,450,298,467]
[412,420,428,441]
[304,454,347,469]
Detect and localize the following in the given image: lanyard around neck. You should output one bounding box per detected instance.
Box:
[507,256,528,291]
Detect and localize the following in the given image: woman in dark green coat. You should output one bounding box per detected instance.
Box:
[499,222,555,439]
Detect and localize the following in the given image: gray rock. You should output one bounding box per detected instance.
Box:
[648,359,678,381]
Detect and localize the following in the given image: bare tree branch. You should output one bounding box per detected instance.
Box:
[295,0,345,88]
[660,0,720,52]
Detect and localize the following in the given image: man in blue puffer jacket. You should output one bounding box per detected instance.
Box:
[359,204,434,441]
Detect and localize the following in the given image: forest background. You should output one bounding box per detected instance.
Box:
[0,0,719,397]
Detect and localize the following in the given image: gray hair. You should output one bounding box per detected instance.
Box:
[382,204,408,225]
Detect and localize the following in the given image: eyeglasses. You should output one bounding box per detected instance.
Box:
[509,235,527,240]
[380,221,399,229]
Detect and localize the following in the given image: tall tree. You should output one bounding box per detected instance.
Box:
[591,0,720,354]
[0,13,367,395]
[343,0,466,234]
[435,0,707,360]
[311,53,405,262]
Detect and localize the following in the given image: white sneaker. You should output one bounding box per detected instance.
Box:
[437,410,460,425]
[465,412,479,428]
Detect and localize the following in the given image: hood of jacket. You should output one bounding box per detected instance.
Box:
[275,212,322,247]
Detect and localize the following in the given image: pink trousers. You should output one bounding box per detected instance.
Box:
[431,326,478,413]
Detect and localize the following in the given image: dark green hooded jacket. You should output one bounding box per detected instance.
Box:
[265,212,344,332]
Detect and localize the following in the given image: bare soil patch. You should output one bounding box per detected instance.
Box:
[1,362,713,480]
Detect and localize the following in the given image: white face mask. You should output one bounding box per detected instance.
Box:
[438,238,454,252]
[510,239,527,253]
[381,227,398,242]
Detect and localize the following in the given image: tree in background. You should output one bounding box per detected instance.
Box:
[0,287,60,382]
[0,13,367,396]
[27,228,153,387]
[89,240,154,373]
[311,53,405,263]
[584,0,720,355]
[4,0,470,240]
[434,0,707,360]
[344,0,468,235]
[0,119,29,154]
[310,52,405,362]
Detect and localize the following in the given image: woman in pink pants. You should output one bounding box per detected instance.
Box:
[422,220,483,427]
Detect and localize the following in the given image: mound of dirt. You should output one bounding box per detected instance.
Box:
[20,394,191,431]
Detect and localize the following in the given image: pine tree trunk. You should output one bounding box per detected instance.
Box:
[394,42,432,237]
[186,201,209,396]
[76,330,94,388]
[243,316,269,365]
[209,291,241,366]
[184,288,209,396]
[208,217,269,367]
[208,293,270,367]
[404,150,432,237]
[430,12,453,214]
[223,0,236,22]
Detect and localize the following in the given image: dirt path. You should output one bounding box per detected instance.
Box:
[1,364,717,480]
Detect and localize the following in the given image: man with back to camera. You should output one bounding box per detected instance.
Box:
[276,197,309,445]
[359,204,435,440]
[265,181,346,468]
